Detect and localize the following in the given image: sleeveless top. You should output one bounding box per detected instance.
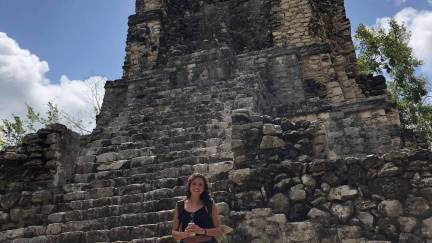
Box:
[178,202,217,243]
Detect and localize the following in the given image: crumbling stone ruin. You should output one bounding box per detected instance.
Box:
[1,0,432,242]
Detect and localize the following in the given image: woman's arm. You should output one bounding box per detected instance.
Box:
[203,203,222,237]
[171,207,190,240]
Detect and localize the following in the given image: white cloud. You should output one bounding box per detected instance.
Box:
[0,32,106,133]
[375,8,432,77]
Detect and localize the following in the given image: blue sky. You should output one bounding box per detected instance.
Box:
[0,0,134,82]
[0,0,431,132]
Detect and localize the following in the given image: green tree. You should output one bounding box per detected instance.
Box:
[0,102,60,149]
[355,19,432,139]
[1,115,25,147]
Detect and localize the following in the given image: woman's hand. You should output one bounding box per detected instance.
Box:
[181,231,195,239]
[185,224,205,235]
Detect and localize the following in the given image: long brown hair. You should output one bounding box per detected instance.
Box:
[185,173,211,203]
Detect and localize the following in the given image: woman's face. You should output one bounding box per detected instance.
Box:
[190,177,205,196]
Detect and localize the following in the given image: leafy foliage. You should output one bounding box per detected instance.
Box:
[0,102,60,149]
[1,115,25,147]
[355,19,432,139]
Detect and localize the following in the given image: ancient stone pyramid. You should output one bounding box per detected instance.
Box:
[1,0,432,242]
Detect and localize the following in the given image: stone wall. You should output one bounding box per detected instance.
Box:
[0,124,80,233]
[228,114,432,242]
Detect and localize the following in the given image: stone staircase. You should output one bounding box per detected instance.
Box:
[2,68,245,242]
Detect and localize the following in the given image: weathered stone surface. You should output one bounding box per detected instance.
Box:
[308,208,330,219]
[228,168,252,186]
[289,185,307,201]
[405,197,430,216]
[0,193,20,210]
[269,193,289,213]
[274,178,293,192]
[285,222,317,241]
[96,152,118,163]
[328,185,359,201]
[216,202,230,216]
[209,161,233,175]
[358,211,374,228]
[0,211,9,223]
[96,160,128,171]
[398,217,417,233]
[378,200,403,217]
[301,175,316,188]
[378,162,401,177]
[422,217,432,238]
[263,124,282,135]
[31,190,52,204]
[260,136,286,149]
[331,204,353,222]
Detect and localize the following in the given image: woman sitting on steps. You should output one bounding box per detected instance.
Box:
[172,173,222,243]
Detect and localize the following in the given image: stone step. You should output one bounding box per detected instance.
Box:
[46,212,174,237]
[72,163,195,184]
[113,236,176,243]
[9,222,173,242]
[61,185,185,203]
[73,155,231,185]
[67,194,183,211]
[54,201,177,224]
[64,176,188,194]
[64,180,227,212]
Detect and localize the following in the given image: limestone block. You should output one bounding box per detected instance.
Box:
[46,223,63,235]
[274,178,293,192]
[9,208,22,222]
[216,202,230,216]
[422,217,432,238]
[209,161,233,175]
[131,156,155,166]
[266,214,287,224]
[231,139,245,150]
[193,163,209,174]
[285,222,317,241]
[228,168,252,186]
[96,152,118,163]
[63,191,88,202]
[338,226,363,239]
[31,190,52,204]
[118,149,140,160]
[301,175,316,188]
[97,160,129,171]
[399,233,424,243]
[321,183,331,193]
[308,208,330,219]
[0,211,9,223]
[3,228,24,240]
[328,185,359,201]
[378,200,403,217]
[263,124,282,135]
[358,211,374,228]
[289,185,307,201]
[0,193,20,210]
[398,217,417,233]
[26,225,46,237]
[62,183,86,193]
[260,136,286,149]
[269,193,289,213]
[405,197,430,216]
[377,163,401,177]
[331,203,353,222]
[45,133,60,144]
